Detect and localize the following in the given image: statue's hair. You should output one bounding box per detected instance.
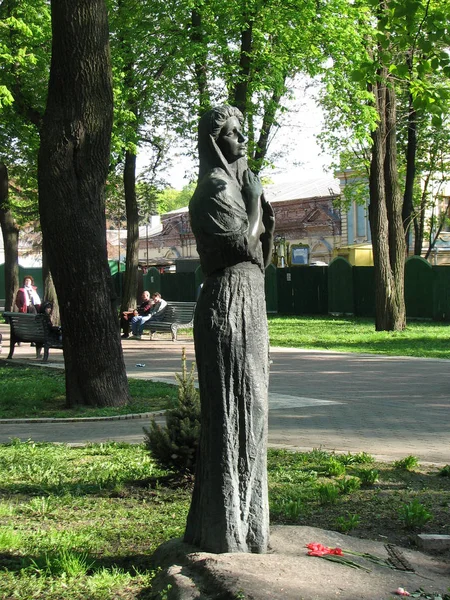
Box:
[197,105,246,181]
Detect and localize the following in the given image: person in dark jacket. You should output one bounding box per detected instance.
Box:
[120,291,154,339]
[40,301,62,342]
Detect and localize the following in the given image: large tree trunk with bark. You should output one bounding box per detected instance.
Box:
[120,150,140,314]
[38,0,130,407]
[368,78,406,331]
[0,163,20,311]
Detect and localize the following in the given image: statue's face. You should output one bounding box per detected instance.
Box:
[217,116,247,163]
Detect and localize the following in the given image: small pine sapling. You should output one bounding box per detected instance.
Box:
[143,348,201,475]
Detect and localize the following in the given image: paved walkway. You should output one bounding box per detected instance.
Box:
[1,324,449,463]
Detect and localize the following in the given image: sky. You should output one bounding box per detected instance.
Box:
[141,79,336,190]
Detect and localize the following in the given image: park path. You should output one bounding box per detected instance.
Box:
[1,324,449,463]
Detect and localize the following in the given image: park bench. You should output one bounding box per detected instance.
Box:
[3,311,63,363]
[142,301,196,341]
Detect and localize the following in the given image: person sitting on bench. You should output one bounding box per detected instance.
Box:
[121,291,154,339]
[131,292,167,339]
[40,301,62,343]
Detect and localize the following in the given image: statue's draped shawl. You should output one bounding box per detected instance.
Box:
[189,168,264,276]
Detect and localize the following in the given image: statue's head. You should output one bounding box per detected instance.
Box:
[197,105,247,179]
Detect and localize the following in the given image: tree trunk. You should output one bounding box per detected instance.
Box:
[253,89,283,173]
[384,84,406,329]
[402,93,417,255]
[232,22,253,117]
[0,163,20,312]
[368,78,406,331]
[190,9,210,113]
[120,149,140,314]
[38,0,129,407]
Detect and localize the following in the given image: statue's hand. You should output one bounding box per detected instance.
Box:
[242,170,263,209]
[261,196,275,236]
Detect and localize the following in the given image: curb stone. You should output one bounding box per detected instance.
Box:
[0,410,166,425]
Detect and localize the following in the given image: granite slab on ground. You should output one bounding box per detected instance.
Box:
[150,526,450,600]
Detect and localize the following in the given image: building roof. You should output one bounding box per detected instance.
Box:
[264,175,340,203]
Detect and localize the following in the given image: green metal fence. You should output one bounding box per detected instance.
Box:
[3,256,450,319]
[328,257,354,315]
[405,257,434,319]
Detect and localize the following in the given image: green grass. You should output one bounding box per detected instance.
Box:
[0,441,189,600]
[0,363,177,419]
[0,442,448,599]
[268,315,450,359]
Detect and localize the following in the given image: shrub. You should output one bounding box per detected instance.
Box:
[357,468,379,487]
[393,455,419,471]
[323,458,346,477]
[335,513,360,533]
[337,452,374,466]
[143,349,200,475]
[270,497,303,522]
[337,476,361,494]
[317,483,339,504]
[438,465,450,477]
[399,499,433,530]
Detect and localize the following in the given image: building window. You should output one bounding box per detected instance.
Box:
[356,203,366,238]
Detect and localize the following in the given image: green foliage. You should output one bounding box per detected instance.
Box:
[155,183,196,214]
[270,497,303,522]
[143,349,200,475]
[337,451,374,465]
[322,458,346,477]
[337,476,361,495]
[399,499,433,530]
[335,513,361,533]
[27,549,94,578]
[438,465,450,477]
[316,483,340,504]
[0,527,22,550]
[357,468,379,487]
[394,455,420,471]
[0,0,51,225]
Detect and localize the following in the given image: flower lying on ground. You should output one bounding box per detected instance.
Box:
[305,541,409,573]
[395,589,411,597]
[306,543,343,556]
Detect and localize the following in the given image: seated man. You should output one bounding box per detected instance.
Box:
[131,292,167,339]
[121,291,154,339]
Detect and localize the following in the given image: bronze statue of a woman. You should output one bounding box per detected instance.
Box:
[184,105,274,553]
